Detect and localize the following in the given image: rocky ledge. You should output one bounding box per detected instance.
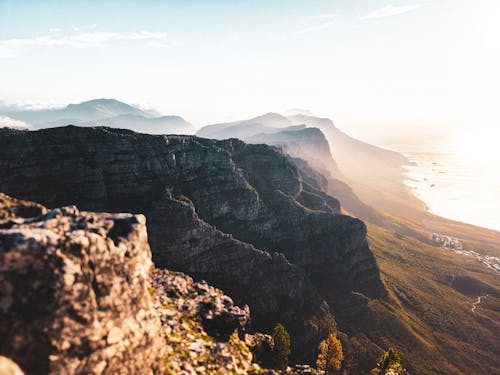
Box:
[152,268,254,374]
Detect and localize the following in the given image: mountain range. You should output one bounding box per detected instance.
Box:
[0,101,498,374]
[0,98,195,135]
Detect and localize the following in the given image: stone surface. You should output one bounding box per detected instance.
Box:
[152,269,254,374]
[245,333,274,368]
[0,356,24,375]
[0,194,163,374]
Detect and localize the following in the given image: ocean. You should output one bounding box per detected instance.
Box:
[388,141,500,232]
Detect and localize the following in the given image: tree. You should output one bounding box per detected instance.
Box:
[371,347,407,375]
[272,323,291,370]
[316,333,344,374]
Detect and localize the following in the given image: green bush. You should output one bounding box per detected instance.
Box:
[372,347,407,374]
[272,323,291,370]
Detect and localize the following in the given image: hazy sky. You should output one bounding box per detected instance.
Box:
[1,0,499,142]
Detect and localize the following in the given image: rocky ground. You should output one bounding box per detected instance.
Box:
[151,268,255,374]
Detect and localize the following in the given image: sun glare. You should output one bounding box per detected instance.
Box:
[454,127,500,168]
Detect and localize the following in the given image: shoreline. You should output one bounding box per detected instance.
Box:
[396,149,500,233]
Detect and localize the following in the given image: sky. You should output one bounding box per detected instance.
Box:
[0,0,499,143]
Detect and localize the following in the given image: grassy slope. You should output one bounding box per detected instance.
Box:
[349,218,500,374]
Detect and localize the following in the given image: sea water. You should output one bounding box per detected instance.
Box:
[390,141,500,232]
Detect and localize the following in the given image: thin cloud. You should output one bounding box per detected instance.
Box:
[0,30,172,58]
[293,16,335,35]
[360,4,422,20]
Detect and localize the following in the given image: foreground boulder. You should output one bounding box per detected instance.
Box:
[0,356,24,375]
[0,193,164,374]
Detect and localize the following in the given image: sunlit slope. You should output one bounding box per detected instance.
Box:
[348,220,500,374]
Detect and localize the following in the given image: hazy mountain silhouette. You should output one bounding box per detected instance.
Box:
[0,99,195,134]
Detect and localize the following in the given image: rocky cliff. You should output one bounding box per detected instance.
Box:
[0,126,386,362]
[246,126,340,179]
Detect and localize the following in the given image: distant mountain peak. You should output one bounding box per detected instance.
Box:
[65,98,140,113]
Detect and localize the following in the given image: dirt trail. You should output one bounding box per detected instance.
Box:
[471,295,488,313]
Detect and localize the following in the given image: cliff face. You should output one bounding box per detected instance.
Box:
[0,193,164,374]
[0,126,386,361]
[145,193,332,357]
[246,126,340,179]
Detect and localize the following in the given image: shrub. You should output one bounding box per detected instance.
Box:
[316,333,343,374]
[272,323,291,370]
[371,347,407,374]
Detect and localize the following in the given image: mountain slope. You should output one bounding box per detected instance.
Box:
[0,193,266,374]
[196,112,292,139]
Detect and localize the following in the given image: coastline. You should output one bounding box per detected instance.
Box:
[392,147,500,233]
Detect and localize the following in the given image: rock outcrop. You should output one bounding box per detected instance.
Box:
[0,356,24,375]
[0,126,386,362]
[0,193,163,374]
[152,269,254,374]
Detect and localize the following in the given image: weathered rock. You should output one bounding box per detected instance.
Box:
[152,269,254,374]
[0,356,24,375]
[0,194,163,374]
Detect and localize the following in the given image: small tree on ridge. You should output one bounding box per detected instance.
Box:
[272,323,291,371]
